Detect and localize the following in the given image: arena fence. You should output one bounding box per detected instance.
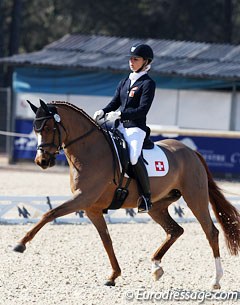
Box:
[0,195,239,224]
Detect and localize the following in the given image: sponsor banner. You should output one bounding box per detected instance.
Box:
[152,135,240,176]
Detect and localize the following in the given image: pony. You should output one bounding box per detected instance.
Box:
[13,99,240,288]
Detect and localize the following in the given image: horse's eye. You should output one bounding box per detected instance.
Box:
[44,125,51,133]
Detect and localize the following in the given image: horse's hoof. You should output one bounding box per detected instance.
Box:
[104,280,116,286]
[13,243,26,253]
[152,267,164,281]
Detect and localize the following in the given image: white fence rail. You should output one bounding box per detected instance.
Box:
[148,125,240,138]
[0,195,239,225]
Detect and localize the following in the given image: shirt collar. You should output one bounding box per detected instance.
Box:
[129,71,147,85]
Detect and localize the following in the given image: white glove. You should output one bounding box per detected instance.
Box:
[93,109,104,121]
[106,111,121,121]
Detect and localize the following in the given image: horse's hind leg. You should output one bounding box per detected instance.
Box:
[148,204,184,281]
[86,210,121,286]
[183,191,223,289]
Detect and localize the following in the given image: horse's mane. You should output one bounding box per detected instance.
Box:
[49,101,102,130]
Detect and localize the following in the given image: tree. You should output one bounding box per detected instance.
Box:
[224,0,233,43]
[1,0,240,57]
[8,0,22,55]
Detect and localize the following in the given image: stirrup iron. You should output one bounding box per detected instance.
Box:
[137,195,152,213]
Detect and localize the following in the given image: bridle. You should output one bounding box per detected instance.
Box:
[34,112,96,161]
[34,114,64,159]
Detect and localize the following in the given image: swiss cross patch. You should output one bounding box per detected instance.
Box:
[155,161,165,171]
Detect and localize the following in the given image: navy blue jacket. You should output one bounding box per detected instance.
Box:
[103,74,156,132]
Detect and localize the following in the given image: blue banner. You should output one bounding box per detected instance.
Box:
[152,135,240,176]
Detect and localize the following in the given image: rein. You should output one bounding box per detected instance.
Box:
[100,121,119,185]
[63,127,96,149]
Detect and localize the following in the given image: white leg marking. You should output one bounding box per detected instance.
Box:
[151,260,164,281]
[212,257,223,289]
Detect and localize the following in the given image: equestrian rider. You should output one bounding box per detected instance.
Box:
[93,44,156,213]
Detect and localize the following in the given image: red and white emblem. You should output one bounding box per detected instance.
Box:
[129,86,138,97]
[155,161,165,171]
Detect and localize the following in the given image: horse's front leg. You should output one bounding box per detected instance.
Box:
[86,210,121,286]
[13,196,85,253]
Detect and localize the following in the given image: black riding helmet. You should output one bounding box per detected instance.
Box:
[129,44,154,63]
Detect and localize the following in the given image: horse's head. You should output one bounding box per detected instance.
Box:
[27,99,65,169]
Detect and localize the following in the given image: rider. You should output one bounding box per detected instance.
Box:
[93,44,156,213]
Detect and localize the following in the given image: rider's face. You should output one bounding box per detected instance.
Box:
[129,56,146,72]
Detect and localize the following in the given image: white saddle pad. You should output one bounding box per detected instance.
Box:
[142,144,169,177]
[111,134,169,177]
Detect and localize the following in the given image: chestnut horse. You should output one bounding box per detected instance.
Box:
[14,100,240,289]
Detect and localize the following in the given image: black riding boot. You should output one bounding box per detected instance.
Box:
[133,157,152,213]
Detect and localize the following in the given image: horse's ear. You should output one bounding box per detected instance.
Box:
[26,100,38,114]
[39,99,50,114]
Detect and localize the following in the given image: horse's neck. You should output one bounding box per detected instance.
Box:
[60,106,108,161]
[58,106,112,192]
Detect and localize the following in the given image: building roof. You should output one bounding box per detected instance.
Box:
[1,34,240,80]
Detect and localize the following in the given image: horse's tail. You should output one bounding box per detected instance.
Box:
[195,151,240,255]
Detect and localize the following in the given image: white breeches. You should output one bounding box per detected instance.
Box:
[118,123,146,165]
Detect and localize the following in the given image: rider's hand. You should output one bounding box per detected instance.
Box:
[106,111,121,121]
[93,109,104,121]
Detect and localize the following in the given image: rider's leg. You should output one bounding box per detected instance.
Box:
[132,156,152,213]
[118,125,152,213]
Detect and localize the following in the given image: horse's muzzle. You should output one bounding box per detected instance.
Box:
[35,152,56,169]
